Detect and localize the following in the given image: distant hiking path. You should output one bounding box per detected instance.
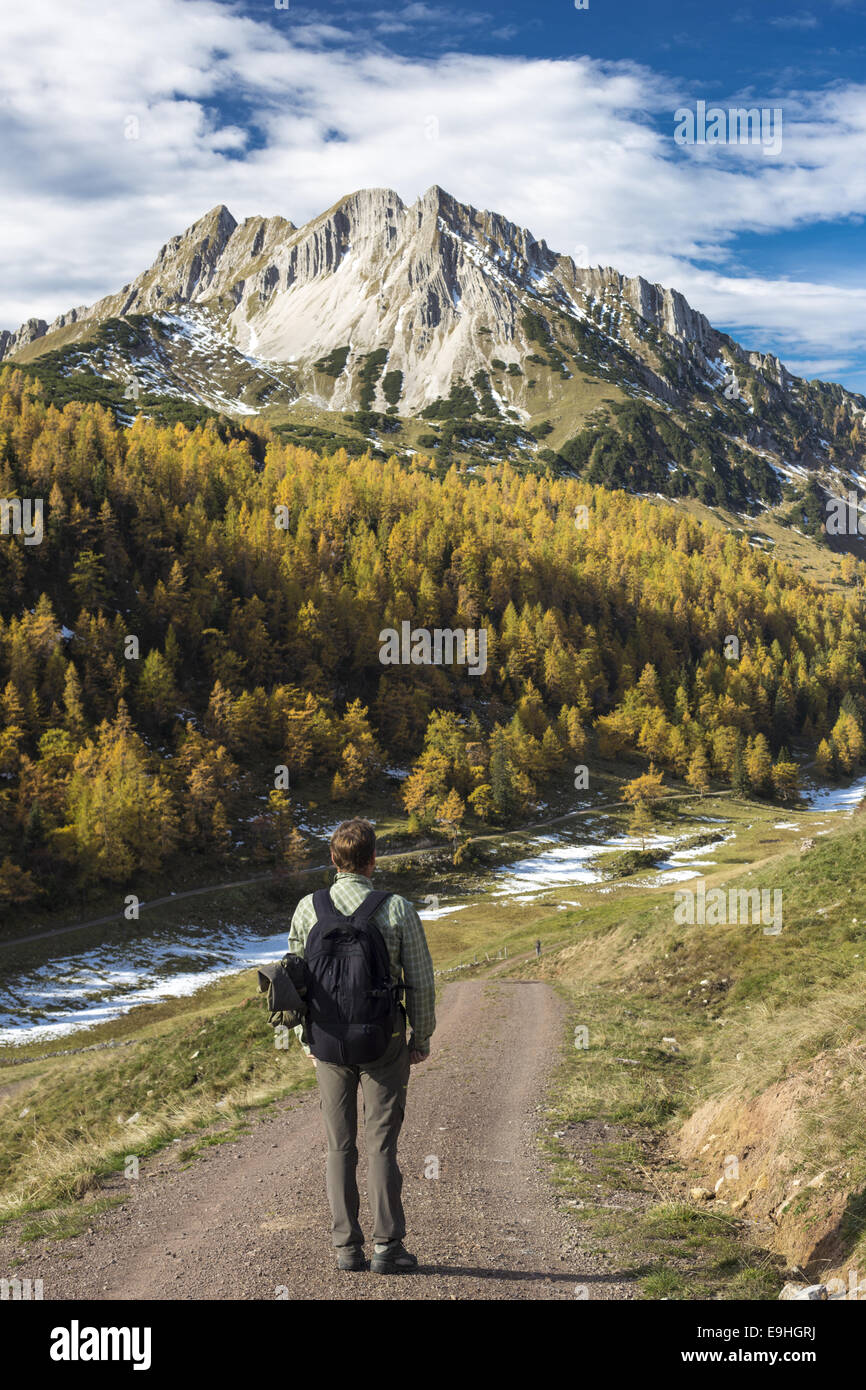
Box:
[2,981,636,1301]
[1,788,738,951]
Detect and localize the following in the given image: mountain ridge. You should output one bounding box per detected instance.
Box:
[0,185,761,392]
[3,185,865,529]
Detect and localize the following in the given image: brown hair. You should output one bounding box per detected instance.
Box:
[330,819,376,873]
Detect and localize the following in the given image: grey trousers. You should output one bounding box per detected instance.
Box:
[314,1028,411,1249]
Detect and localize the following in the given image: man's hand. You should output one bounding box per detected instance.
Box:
[409,1049,429,1065]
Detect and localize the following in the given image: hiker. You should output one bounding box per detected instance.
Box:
[287,818,436,1274]
[535,939,541,958]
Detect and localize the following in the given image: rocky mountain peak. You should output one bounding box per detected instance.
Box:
[2,183,863,509]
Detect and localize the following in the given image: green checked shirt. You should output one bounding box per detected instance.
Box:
[287,871,436,1058]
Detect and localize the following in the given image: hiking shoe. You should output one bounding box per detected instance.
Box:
[337,1246,366,1272]
[371,1241,418,1274]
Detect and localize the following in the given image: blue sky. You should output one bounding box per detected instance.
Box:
[2,0,866,391]
[291,0,866,75]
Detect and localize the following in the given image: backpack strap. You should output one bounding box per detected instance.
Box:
[311,887,392,929]
[350,890,392,930]
[312,887,337,923]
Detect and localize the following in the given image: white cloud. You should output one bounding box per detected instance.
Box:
[769,13,820,29]
[785,357,857,378]
[1,0,865,387]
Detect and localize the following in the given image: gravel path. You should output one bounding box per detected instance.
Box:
[2,981,634,1300]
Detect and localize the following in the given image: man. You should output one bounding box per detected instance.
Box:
[287,818,436,1274]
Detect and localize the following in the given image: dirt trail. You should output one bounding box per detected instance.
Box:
[2,980,635,1301]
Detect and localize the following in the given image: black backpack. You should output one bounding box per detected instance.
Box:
[304,889,397,1065]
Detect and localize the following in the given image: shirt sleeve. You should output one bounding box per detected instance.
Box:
[287,898,313,1056]
[396,899,436,1055]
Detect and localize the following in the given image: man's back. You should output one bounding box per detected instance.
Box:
[288,869,436,1057]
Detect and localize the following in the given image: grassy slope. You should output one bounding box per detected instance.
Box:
[505,799,866,1297]
[663,495,856,591]
[0,968,314,1236]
